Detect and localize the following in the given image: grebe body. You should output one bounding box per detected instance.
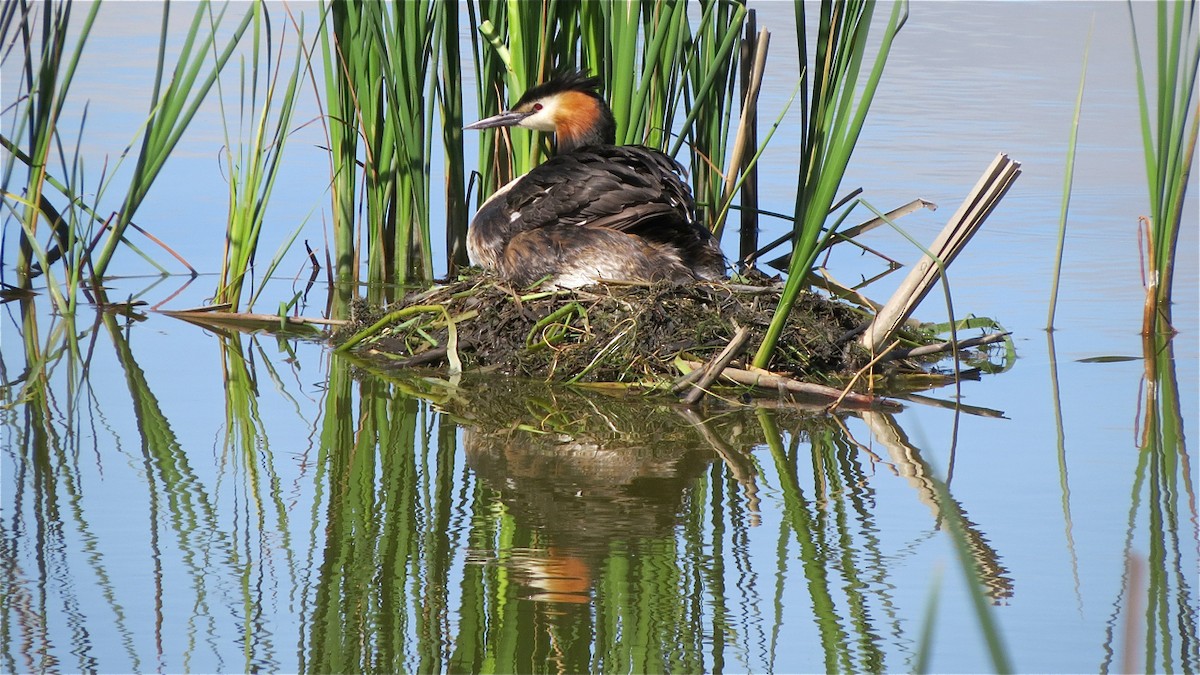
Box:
[465,71,725,288]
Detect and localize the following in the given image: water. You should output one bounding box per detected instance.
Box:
[2,2,1197,673]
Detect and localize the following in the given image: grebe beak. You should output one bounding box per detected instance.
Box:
[464,110,533,131]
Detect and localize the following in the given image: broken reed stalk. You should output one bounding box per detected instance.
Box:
[677,359,898,410]
[859,153,1022,354]
[681,325,752,405]
[714,24,770,240]
[882,331,1011,361]
[737,11,762,260]
[163,306,346,327]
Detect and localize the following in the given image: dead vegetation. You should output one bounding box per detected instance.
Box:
[339,272,864,377]
[333,268,950,407]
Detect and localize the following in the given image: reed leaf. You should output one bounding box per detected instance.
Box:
[0,0,100,308]
[215,5,305,310]
[321,0,440,297]
[1127,0,1198,333]
[1047,22,1093,331]
[316,0,357,294]
[91,0,255,280]
[753,0,906,369]
[437,1,469,272]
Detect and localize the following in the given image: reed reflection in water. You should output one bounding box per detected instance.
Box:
[1,299,1196,672]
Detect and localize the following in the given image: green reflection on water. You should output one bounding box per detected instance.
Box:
[2,304,1197,672]
[1098,332,1198,674]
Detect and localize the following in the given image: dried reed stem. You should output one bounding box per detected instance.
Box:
[859,153,1021,354]
[681,325,752,405]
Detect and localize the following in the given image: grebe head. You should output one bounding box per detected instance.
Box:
[465,70,616,152]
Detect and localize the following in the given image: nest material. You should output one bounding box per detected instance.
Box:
[337,270,877,385]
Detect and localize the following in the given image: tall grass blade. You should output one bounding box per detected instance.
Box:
[316,0,358,296]
[320,1,440,297]
[1047,22,1093,331]
[1127,0,1199,333]
[753,0,906,368]
[437,1,469,273]
[1,0,101,309]
[215,6,305,310]
[92,1,255,279]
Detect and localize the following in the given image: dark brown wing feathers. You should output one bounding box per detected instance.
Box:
[468,143,725,285]
[498,146,725,281]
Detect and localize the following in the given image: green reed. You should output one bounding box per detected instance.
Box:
[319,1,453,302]
[0,0,100,310]
[439,3,469,272]
[1127,0,1198,334]
[214,5,305,310]
[1047,25,1092,331]
[673,0,748,228]
[92,1,255,280]
[753,0,906,369]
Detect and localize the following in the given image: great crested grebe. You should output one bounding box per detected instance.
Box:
[464,70,726,288]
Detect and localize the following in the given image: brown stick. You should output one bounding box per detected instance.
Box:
[860,154,1021,353]
[678,359,900,410]
[681,326,752,405]
[883,331,1011,361]
[161,307,347,327]
[827,340,900,412]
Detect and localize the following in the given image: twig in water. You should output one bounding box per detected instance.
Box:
[828,339,900,413]
[883,331,1011,361]
[677,359,900,410]
[682,325,752,405]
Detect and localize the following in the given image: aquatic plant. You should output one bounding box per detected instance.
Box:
[0,0,100,310]
[91,1,255,279]
[752,0,907,368]
[1,1,254,309]
[1128,0,1199,334]
[1047,26,1092,331]
[319,0,454,301]
[214,5,306,310]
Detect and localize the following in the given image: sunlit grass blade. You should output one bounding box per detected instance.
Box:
[0,0,101,309]
[753,0,906,369]
[438,1,469,273]
[1127,0,1199,333]
[316,0,358,297]
[320,1,441,298]
[671,0,748,230]
[1047,21,1093,331]
[215,6,305,310]
[92,0,255,280]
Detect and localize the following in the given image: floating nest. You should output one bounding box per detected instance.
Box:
[333,269,932,394]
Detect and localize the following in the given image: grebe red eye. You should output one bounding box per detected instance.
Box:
[533,103,543,111]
